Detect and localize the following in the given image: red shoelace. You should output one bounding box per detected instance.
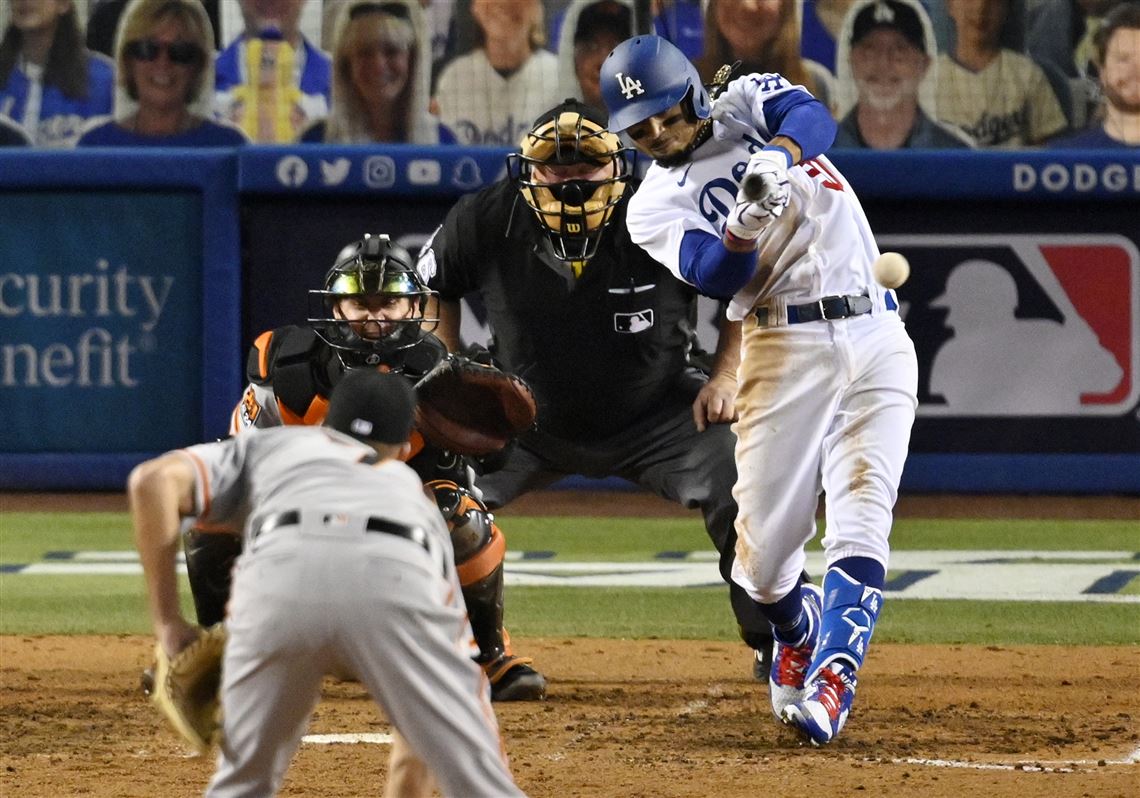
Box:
[774,642,812,686]
[812,667,848,717]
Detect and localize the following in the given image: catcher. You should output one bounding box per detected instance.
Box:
[129,368,524,796]
[178,233,546,702]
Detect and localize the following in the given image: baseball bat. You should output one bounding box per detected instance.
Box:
[741,172,764,202]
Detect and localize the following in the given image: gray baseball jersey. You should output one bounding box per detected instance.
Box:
[179,426,524,797]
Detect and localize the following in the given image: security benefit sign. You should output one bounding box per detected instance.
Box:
[883,234,1139,454]
[0,192,202,452]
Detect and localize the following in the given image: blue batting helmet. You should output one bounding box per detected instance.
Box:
[600,35,710,133]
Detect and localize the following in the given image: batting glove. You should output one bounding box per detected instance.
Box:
[725,199,778,244]
[726,150,791,242]
[740,150,791,211]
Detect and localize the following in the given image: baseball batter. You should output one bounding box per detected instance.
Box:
[183,234,546,702]
[601,36,918,745]
[130,369,524,797]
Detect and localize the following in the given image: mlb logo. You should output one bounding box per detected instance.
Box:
[881,234,1139,417]
[614,309,654,334]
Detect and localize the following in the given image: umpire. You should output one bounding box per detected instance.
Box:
[418,98,776,672]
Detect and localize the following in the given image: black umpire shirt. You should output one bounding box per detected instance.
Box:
[424,179,704,441]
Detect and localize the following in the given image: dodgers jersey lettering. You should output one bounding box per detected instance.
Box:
[626,73,889,322]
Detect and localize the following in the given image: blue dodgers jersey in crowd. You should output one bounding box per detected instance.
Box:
[213,34,331,137]
[76,118,248,147]
[0,53,115,147]
[1048,125,1136,149]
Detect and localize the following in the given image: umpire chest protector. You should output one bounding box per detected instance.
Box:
[430,180,701,439]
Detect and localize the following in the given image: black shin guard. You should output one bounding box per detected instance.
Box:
[182,530,241,626]
[464,563,508,664]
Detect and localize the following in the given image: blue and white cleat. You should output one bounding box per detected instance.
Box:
[768,583,822,720]
[780,661,858,745]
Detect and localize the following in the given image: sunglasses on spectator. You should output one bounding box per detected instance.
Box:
[349,2,411,20]
[124,39,203,65]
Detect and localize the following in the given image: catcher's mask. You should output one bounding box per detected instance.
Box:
[508,98,631,265]
[308,233,438,368]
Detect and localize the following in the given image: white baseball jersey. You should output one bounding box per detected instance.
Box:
[179,426,523,798]
[625,72,917,613]
[434,48,564,146]
[935,50,1068,147]
[627,73,896,324]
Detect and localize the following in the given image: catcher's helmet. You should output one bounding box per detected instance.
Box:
[600,34,710,133]
[508,98,631,264]
[309,234,437,368]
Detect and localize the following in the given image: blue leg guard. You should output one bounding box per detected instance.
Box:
[810,566,883,680]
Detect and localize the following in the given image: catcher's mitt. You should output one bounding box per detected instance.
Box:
[151,623,227,754]
[414,355,537,456]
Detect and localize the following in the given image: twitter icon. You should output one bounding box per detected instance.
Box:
[321,158,351,186]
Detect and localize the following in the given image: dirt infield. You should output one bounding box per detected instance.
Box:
[1,636,1137,798]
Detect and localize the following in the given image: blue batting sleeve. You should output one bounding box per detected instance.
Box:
[762,90,836,160]
[678,230,758,299]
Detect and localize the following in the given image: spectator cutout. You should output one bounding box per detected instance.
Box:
[1026,0,1116,127]
[432,0,563,145]
[935,0,1068,146]
[697,0,834,111]
[301,0,448,144]
[0,0,114,147]
[77,0,247,146]
[214,0,331,142]
[833,0,973,147]
[555,0,632,116]
[1050,1,1140,148]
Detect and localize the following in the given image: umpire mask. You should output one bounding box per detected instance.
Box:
[509,98,631,270]
[308,234,438,368]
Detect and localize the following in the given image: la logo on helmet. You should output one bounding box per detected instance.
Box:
[615,73,644,100]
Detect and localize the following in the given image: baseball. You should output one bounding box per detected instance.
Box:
[873,252,910,289]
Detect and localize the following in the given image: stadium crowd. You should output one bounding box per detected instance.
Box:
[1,0,1136,148]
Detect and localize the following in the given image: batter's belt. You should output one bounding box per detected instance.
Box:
[252,510,441,567]
[753,291,898,327]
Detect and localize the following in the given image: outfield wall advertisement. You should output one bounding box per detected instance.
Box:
[1,148,1136,492]
[0,151,240,489]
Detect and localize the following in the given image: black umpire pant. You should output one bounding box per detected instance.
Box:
[476,369,773,652]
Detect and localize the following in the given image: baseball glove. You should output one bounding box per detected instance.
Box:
[151,623,227,754]
[414,355,537,456]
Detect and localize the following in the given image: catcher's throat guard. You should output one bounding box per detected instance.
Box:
[509,100,631,265]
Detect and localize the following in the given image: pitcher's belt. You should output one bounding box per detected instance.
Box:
[253,509,432,557]
[754,291,897,326]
